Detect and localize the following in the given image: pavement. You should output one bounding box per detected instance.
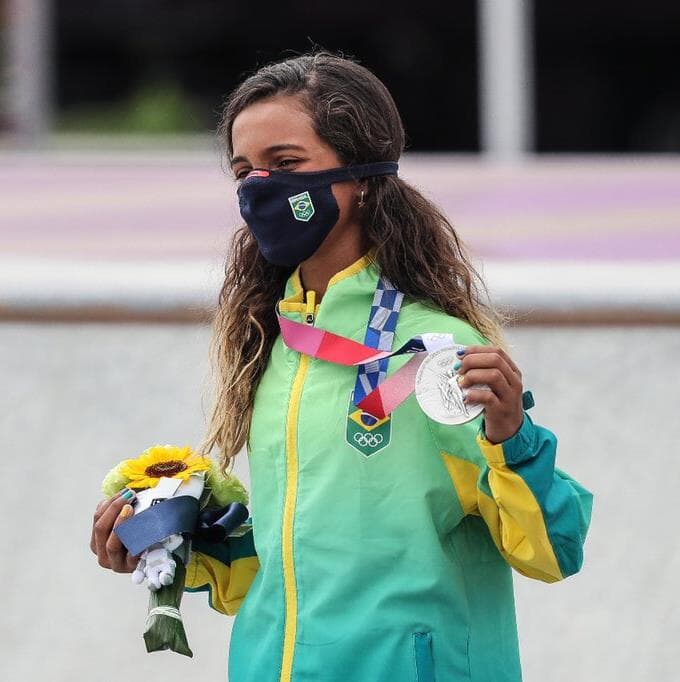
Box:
[1,321,678,682]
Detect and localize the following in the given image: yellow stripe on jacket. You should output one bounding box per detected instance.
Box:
[438,411,592,583]
[185,550,260,616]
[441,448,563,582]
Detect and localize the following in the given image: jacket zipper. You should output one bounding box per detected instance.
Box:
[304,289,316,325]
[279,289,314,682]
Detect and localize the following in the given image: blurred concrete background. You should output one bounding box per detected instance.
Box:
[1,1,679,681]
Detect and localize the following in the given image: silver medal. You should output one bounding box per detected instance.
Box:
[415,346,488,425]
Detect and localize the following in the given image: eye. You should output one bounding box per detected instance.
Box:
[234,168,251,181]
[275,158,299,171]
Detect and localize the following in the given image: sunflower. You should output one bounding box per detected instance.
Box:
[119,444,211,490]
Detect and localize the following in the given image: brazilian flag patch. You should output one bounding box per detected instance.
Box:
[288,191,315,222]
[345,392,391,457]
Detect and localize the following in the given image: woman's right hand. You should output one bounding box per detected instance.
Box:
[90,490,139,573]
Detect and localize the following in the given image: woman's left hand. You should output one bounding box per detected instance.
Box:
[454,345,524,444]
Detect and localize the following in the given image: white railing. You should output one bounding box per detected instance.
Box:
[2,256,678,324]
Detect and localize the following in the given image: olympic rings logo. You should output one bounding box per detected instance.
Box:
[353,432,384,448]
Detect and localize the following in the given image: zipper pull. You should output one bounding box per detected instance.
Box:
[305,290,316,325]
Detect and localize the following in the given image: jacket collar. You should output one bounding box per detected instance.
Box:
[279,252,376,314]
[278,253,381,332]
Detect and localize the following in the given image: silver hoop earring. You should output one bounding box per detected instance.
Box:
[358,190,366,208]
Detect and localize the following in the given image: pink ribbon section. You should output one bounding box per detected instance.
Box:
[278,315,390,366]
[277,314,424,419]
[356,353,426,419]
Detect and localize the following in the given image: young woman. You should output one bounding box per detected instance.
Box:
[91,52,593,682]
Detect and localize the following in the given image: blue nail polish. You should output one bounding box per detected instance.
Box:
[453,361,462,370]
[456,348,466,357]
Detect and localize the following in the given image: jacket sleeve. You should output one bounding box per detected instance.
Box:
[432,391,593,583]
[184,529,259,615]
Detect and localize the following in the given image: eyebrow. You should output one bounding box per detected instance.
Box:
[230,143,308,167]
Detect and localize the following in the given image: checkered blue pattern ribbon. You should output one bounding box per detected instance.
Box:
[353,276,405,405]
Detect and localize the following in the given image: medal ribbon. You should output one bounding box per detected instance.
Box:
[277,312,426,419]
[353,277,404,405]
[277,281,455,419]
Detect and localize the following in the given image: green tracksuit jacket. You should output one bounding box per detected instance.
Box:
[186,255,594,682]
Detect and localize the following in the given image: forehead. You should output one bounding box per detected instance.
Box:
[231,95,320,157]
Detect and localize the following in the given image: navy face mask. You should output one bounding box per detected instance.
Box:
[237,161,399,267]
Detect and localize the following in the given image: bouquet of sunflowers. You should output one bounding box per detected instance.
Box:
[101,444,250,657]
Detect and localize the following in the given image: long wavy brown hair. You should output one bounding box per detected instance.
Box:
[198,52,509,471]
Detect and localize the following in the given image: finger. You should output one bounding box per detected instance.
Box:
[91,494,119,554]
[458,367,513,400]
[94,488,126,520]
[458,345,522,379]
[462,387,501,409]
[107,503,135,572]
[128,553,143,574]
[91,488,129,550]
[494,347,522,379]
[457,351,521,388]
[94,490,136,563]
[91,500,107,554]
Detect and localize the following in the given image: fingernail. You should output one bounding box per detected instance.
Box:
[456,375,465,384]
[453,361,462,370]
[120,504,134,520]
[121,489,136,501]
[456,348,466,357]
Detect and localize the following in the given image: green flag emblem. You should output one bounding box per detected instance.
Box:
[345,394,391,457]
[288,191,315,222]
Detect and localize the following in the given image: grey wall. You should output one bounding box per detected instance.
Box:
[1,323,677,681]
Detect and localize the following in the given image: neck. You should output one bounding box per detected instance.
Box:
[299,233,366,300]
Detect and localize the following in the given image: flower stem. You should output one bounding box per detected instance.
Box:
[143,554,192,657]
